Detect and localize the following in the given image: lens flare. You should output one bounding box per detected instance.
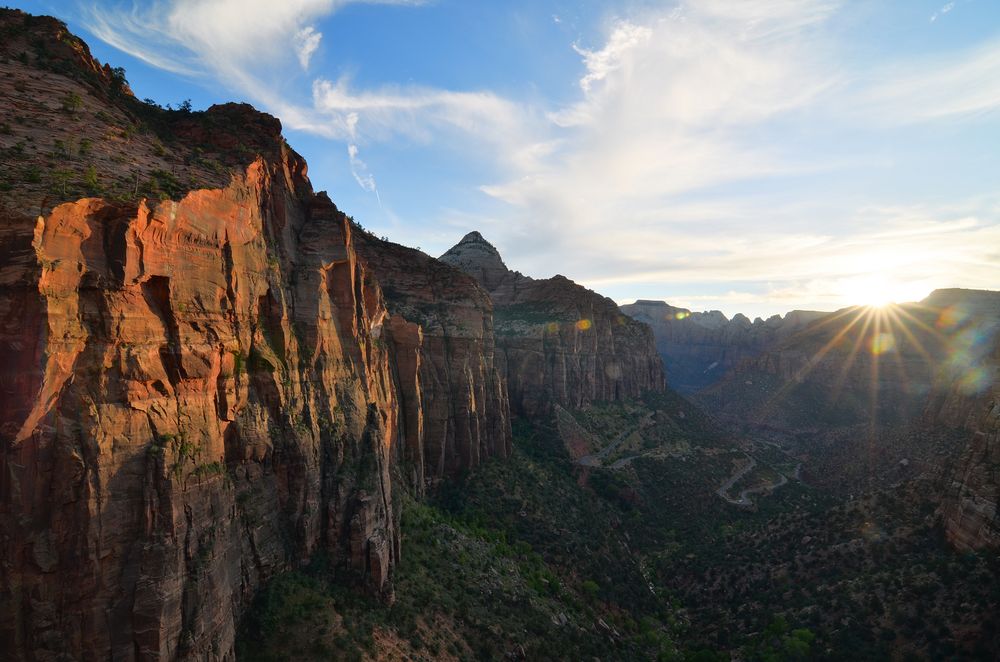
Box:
[936,305,967,330]
[575,319,592,331]
[870,332,896,355]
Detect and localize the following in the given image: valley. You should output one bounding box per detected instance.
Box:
[0,8,998,662]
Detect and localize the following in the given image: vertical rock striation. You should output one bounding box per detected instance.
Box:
[0,13,513,656]
[0,143,408,659]
[353,232,511,486]
[938,325,1000,551]
[440,232,665,417]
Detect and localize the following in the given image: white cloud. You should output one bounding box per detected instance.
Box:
[80,0,1000,316]
[572,21,651,93]
[861,38,1000,122]
[347,143,378,195]
[294,26,323,70]
[82,0,425,103]
[931,2,955,22]
[466,1,998,316]
[483,0,841,256]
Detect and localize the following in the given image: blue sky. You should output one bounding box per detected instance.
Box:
[15,0,1000,318]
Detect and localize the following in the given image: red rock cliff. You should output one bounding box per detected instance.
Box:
[440,232,665,417]
[353,232,511,486]
[0,11,511,660]
[0,144,408,661]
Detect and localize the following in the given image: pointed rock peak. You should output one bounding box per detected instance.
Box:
[461,230,488,243]
[439,230,511,292]
[454,231,503,256]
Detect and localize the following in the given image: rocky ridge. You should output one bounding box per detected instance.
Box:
[440,232,666,417]
[620,299,826,393]
[695,288,1000,547]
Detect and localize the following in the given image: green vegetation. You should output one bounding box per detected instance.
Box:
[60,90,82,114]
[236,388,1000,659]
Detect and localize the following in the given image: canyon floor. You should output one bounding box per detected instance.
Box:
[237,390,1000,661]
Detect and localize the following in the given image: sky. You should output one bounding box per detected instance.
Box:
[14,0,1000,318]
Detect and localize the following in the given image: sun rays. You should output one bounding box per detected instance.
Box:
[748,296,998,432]
[837,274,933,310]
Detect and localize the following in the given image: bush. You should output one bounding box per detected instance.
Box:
[61,91,82,114]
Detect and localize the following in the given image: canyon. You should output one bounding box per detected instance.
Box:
[620,299,826,393]
[0,11,660,660]
[1,8,999,661]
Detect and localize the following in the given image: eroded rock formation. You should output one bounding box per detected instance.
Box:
[0,12,511,659]
[620,300,826,393]
[440,232,665,417]
[353,232,511,485]
[0,146,404,660]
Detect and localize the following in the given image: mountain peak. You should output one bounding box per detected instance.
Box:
[439,231,510,291]
[459,230,490,244]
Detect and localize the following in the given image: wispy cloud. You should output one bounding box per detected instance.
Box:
[294,26,323,70]
[571,21,651,94]
[309,76,533,146]
[861,38,1000,122]
[482,0,842,265]
[930,1,955,22]
[78,0,1000,315]
[347,143,379,203]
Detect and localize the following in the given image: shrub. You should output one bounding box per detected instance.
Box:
[61,91,83,114]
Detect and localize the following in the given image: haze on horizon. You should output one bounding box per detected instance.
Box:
[17,0,1000,318]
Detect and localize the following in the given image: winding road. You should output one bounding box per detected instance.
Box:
[716,455,802,506]
[576,412,655,468]
[715,455,758,505]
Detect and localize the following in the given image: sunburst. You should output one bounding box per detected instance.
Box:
[748,295,996,435]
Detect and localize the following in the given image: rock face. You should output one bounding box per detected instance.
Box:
[353,232,511,485]
[440,233,665,417]
[0,12,510,660]
[941,375,1000,551]
[935,305,1000,550]
[620,300,826,393]
[719,290,998,428]
[1,149,400,662]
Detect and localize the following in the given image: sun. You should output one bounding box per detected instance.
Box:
[839,274,931,308]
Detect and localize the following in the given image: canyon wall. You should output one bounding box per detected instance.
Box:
[0,11,511,659]
[934,309,1000,551]
[440,232,665,417]
[940,369,1000,551]
[620,299,826,393]
[0,148,404,661]
[700,291,999,429]
[353,232,511,485]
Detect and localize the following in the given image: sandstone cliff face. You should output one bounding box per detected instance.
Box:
[0,144,405,662]
[941,374,1000,551]
[936,316,1000,551]
[620,299,826,393]
[353,232,511,486]
[440,233,665,417]
[0,13,511,660]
